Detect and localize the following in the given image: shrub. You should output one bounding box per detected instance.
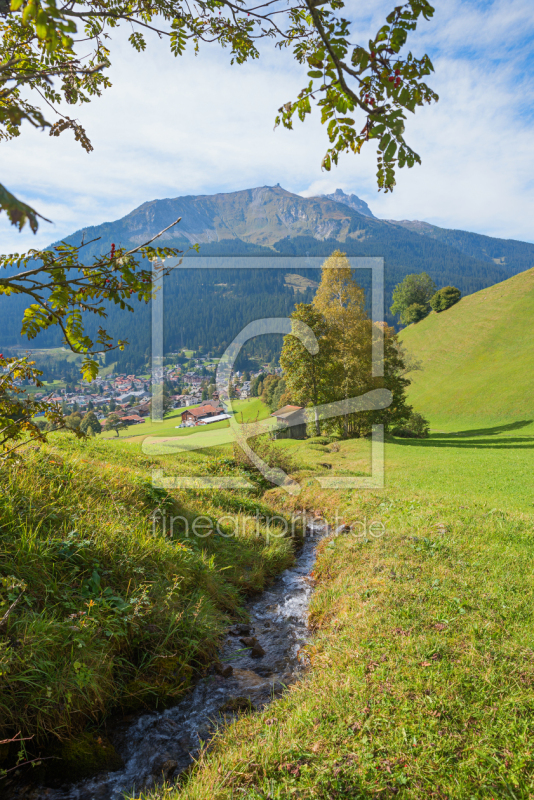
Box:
[232,421,295,476]
[392,411,430,439]
[430,286,461,312]
[403,303,430,324]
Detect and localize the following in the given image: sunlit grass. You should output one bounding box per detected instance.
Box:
[0,434,297,753]
[137,419,534,800]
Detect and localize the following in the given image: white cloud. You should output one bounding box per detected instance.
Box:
[366,0,534,240]
[1,0,533,254]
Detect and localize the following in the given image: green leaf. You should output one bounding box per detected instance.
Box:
[81,358,99,382]
[384,140,397,161]
[378,133,391,152]
[35,10,49,39]
[0,184,50,233]
[307,70,323,78]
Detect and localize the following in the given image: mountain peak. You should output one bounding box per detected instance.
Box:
[321,189,375,218]
[59,185,373,255]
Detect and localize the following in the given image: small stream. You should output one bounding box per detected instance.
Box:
[13,522,330,800]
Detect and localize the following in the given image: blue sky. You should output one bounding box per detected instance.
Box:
[1,0,533,252]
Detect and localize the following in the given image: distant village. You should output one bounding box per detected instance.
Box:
[30,352,282,428]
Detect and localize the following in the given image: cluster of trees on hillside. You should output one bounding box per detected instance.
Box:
[280,253,414,438]
[391,272,461,325]
[38,408,136,437]
[37,409,102,436]
[249,373,287,411]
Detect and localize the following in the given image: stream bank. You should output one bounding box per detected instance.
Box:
[6,522,330,800]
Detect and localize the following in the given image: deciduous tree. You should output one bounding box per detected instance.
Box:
[280,303,334,435]
[103,412,127,437]
[282,252,413,437]
[313,252,372,437]
[390,272,436,325]
[80,410,101,435]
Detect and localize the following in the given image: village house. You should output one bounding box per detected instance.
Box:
[116,389,150,404]
[177,394,196,407]
[180,403,224,425]
[130,402,150,417]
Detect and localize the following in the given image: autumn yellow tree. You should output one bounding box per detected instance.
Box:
[312,252,375,437]
[282,251,412,438]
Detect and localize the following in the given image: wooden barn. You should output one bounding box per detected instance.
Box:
[270,405,307,440]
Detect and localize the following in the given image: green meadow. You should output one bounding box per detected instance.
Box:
[132,419,534,800]
[322,422,534,514]
[399,267,534,426]
[131,270,534,800]
[3,270,534,796]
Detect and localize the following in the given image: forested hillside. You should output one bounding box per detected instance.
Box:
[389,219,534,272]
[2,185,533,372]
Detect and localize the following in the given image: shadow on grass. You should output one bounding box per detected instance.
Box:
[433,420,533,438]
[388,419,534,450]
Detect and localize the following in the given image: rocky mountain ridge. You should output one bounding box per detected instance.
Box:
[61,185,534,277]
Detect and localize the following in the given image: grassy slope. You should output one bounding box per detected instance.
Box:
[0,434,300,768]
[101,407,203,439]
[232,397,272,423]
[140,425,534,799]
[398,267,534,426]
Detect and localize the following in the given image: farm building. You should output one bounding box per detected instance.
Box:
[270,405,307,440]
[180,404,224,425]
